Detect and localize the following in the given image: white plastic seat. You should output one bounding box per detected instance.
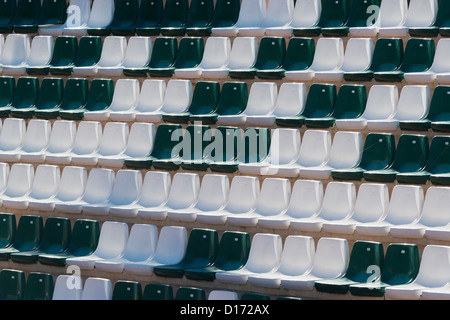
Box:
[43,120,77,164]
[133,80,166,122]
[284,38,344,81]
[82,170,142,216]
[45,121,102,166]
[94,224,158,273]
[81,278,112,300]
[98,123,155,168]
[54,168,115,214]
[3,36,53,76]
[215,233,283,285]
[0,120,51,163]
[167,174,229,223]
[71,122,129,167]
[263,0,295,37]
[0,34,30,73]
[28,166,87,212]
[426,39,450,84]
[227,178,291,227]
[52,275,82,300]
[196,176,260,225]
[377,0,409,37]
[109,171,171,218]
[112,36,152,77]
[335,85,399,130]
[224,37,259,78]
[124,225,187,276]
[0,118,26,157]
[73,36,127,77]
[248,236,315,288]
[138,173,200,221]
[175,37,231,79]
[257,180,323,230]
[84,79,140,122]
[239,129,301,176]
[314,38,374,82]
[66,221,129,270]
[208,290,238,300]
[0,164,34,207]
[299,131,362,180]
[281,238,349,291]
[385,245,450,300]
[366,85,430,131]
[2,165,60,210]
[322,183,390,235]
[356,185,424,237]
[212,0,267,37]
[290,182,356,232]
[289,0,321,31]
[136,80,192,123]
[218,82,277,126]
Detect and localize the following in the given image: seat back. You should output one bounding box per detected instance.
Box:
[418,187,450,228]
[187,81,220,116]
[24,273,54,300]
[291,0,321,28]
[12,0,40,25]
[347,0,380,27]
[380,243,420,286]
[205,126,242,163]
[255,178,291,217]
[277,235,315,277]
[165,173,200,210]
[332,85,367,120]
[296,129,331,168]
[244,82,278,116]
[391,134,429,173]
[384,185,424,226]
[84,79,114,112]
[283,37,315,72]
[27,36,54,68]
[302,83,337,119]
[234,0,267,28]
[38,0,66,25]
[244,233,282,274]
[362,85,399,121]
[434,0,450,28]
[0,77,15,107]
[11,77,39,109]
[54,166,87,202]
[86,0,115,29]
[109,170,142,206]
[318,182,356,221]
[150,124,183,160]
[123,122,155,158]
[34,78,63,111]
[285,180,323,219]
[49,36,78,67]
[265,128,301,167]
[152,225,187,265]
[13,215,43,252]
[215,82,248,116]
[369,38,404,73]
[38,217,71,255]
[211,231,250,271]
[0,0,15,26]
[344,241,384,283]
[310,238,349,279]
[112,281,142,300]
[21,119,51,153]
[122,224,158,262]
[81,278,112,300]
[341,38,374,73]
[109,0,139,29]
[122,37,152,69]
[92,221,128,260]
[175,287,206,300]
[273,82,307,118]
[317,0,349,28]
[310,37,344,72]
[4,163,34,198]
[227,37,258,70]
[399,38,435,73]
[378,0,408,28]
[135,0,163,29]
[138,171,171,208]
[181,125,212,161]
[160,79,193,114]
[109,79,140,113]
[225,176,260,214]
[143,283,173,300]
[174,37,204,69]
[198,37,230,70]
[135,79,166,114]
[236,128,271,164]
[425,136,450,175]
[71,121,102,156]
[254,37,286,71]
[413,245,450,287]
[74,36,102,68]
[186,0,214,28]
[358,133,396,171]
[0,212,14,249]
[29,165,60,200]
[81,168,115,205]
[0,118,26,151]
[210,0,241,28]
[180,228,218,267]
[66,219,100,256]
[262,0,295,28]
[148,37,177,69]
[0,269,26,300]
[351,183,389,224]
[96,36,127,68]
[405,0,437,28]
[160,0,189,28]
[52,274,82,300]
[97,122,129,157]
[59,78,88,111]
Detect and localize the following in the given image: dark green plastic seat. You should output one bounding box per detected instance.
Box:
[277,83,337,128]
[363,134,429,183]
[38,219,100,267]
[147,37,178,77]
[18,0,66,34]
[106,0,139,36]
[273,37,315,78]
[153,228,219,278]
[185,0,214,36]
[0,213,15,249]
[143,283,173,300]
[315,241,384,294]
[2,77,39,118]
[171,37,204,73]
[35,78,88,120]
[397,136,450,185]
[200,126,242,170]
[163,81,220,124]
[59,78,114,121]
[124,123,183,169]
[178,125,213,171]
[11,77,63,119]
[324,84,367,127]
[0,77,15,113]
[229,37,286,79]
[0,0,16,33]
[135,0,164,36]
[184,231,250,281]
[0,215,43,261]
[344,38,404,82]
[0,269,26,300]
[331,133,396,181]
[209,0,240,29]
[209,127,270,173]
[374,38,435,82]
[10,217,71,264]
[23,272,54,300]
[11,0,40,34]
[112,281,142,300]
[159,0,189,36]
[349,244,420,297]
[175,287,206,300]
[294,0,350,37]
[241,293,270,300]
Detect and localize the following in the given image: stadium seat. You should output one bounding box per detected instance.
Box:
[81,278,113,300]
[52,274,82,300]
[175,287,206,300]
[184,231,251,281]
[143,283,174,300]
[10,0,41,34]
[94,224,158,273]
[299,131,362,180]
[289,0,321,37]
[0,269,26,300]
[84,0,115,36]
[208,0,240,36]
[208,290,239,300]
[130,80,165,121]
[349,243,420,297]
[112,281,142,300]
[212,0,266,37]
[23,272,54,300]
[2,76,39,118]
[174,37,230,79]
[184,0,214,36]
[138,173,200,221]
[290,182,356,233]
[346,0,381,37]
[159,0,189,36]
[261,0,295,37]
[409,39,450,84]
[363,134,429,183]
[0,163,34,207]
[105,0,139,36]
[0,0,17,34]
[124,225,187,276]
[322,183,390,235]
[385,245,450,300]
[38,219,100,267]
[59,78,114,121]
[224,37,258,79]
[146,37,178,77]
[0,118,26,156]
[0,77,15,113]
[390,187,450,239]
[153,228,218,278]
[377,0,408,37]
[0,213,15,250]
[196,176,259,225]
[10,217,70,264]
[166,37,204,77]
[22,0,67,33]
[356,185,425,237]
[0,215,43,261]
[113,36,152,78]
[40,0,91,36]
[215,233,282,285]
[134,0,164,36]
[84,79,140,122]
[435,0,450,37]
[284,37,344,81]
[281,237,349,291]
[0,34,30,76]
[374,38,435,82]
